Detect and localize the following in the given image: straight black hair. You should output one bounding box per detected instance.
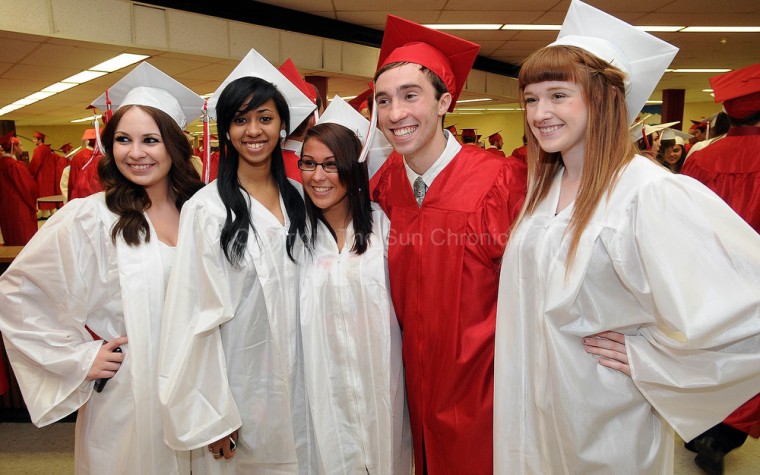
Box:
[215,76,307,266]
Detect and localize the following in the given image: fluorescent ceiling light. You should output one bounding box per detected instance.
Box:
[0,104,24,116]
[335,95,357,100]
[424,24,501,30]
[42,82,79,93]
[70,115,102,123]
[12,98,40,106]
[457,98,492,103]
[457,107,486,111]
[635,26,684,32]
[645,100,663,104]
[24,91,57,101]
[681,26,760,33]
[670,68,731,73]
[487,107,521,111]
[89,53,149,72]
[62,70,108,84]
[702,89,714,93]
[501,24,561,31]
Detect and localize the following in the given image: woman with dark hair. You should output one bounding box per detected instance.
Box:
[493,1,760,473]
[159,49,318,473]
[0,63,204,473]
[297,102,411,472]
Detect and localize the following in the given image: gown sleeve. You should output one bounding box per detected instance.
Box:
[618,174,760,441]
[0,198,111,426]
[9,160,38,210]
[480,158,527,263]
[159,197,243,450]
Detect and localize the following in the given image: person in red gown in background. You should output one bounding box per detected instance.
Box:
[52,143,73,207]
[67,129,103,200]
[29,131,56,217]
[370,16,527,474]
[278,59,320,183]
[486,132,506,156]
[0,131,38,246]
[681,62,760,474]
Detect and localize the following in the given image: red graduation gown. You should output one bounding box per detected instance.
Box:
[30,144,57,210]
[681,126,760,436]
[373,147,527,474]
[67,149,103,201]
[486,147,506,157]
[282,149,303,183]
[0,154,38,245]
[681,126,760,233]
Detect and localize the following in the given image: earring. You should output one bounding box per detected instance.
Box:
[226,132,230,140]
[280,129,287,139]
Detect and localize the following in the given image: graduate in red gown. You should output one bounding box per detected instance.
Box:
[371,16,527,474]
[52,143,73,205]
[29,131,56,213]
[681,63,760,471]
[486,131,506,156]
[278,59,320,183]
[67,129,103,200]
[0,132,38,246]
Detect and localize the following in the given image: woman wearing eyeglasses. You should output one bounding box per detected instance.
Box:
[297,118,412,473]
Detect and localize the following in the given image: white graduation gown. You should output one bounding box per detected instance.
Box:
[300,205,412,474]
[0,193,189,474]
[494,155,760,474]
[159,181,315,474]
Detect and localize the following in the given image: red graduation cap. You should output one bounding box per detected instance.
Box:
[33,131,45,140]
[82,129,97,140]
[709,63,760,119]
[348,86,373,112]
[59,143,74,154]
[377,15,480,112]
[278,59,318,104]
[488,131,503,144]
[445,124,458,135]
[1,131,17,149]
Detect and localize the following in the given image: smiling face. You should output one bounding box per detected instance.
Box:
[523,80,588,163]
[374,63,451,164]
[300,137,348,222]
[112,106,172,194]
[670,144,684,163]
[227,97,284,170]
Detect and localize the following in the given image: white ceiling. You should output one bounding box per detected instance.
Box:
[2,0,759,127]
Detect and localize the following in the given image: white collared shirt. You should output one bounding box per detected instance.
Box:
[404,130,462,189]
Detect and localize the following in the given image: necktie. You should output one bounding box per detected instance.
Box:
[413,176,427,207]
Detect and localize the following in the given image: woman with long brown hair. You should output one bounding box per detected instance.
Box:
[493,1,760,473]
[0,63,204,473]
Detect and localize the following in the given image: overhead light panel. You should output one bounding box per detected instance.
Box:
[425,24,502,30]
[62,70,108,84]
[681,26,760,33]
[89,53,149,72]
[636,26,684,32]
[42,82,79,93]
[457,98,492,103]
[669,68,731,73]
[501,24,561,31]
[70,115,102,123]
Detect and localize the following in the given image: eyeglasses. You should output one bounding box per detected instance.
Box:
[298,159,339,173]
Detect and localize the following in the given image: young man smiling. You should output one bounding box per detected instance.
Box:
[371,15,527,474]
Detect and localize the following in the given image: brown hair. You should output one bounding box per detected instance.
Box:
[517,45,636,269]
[302,122,372,254]
[98,104,203,246]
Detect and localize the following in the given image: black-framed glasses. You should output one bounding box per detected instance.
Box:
[298,159,339,173]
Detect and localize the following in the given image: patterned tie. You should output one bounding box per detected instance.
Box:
[413,176,427,207]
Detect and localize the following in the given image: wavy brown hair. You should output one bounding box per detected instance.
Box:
[517,45,636,269]
[98,104,204,246]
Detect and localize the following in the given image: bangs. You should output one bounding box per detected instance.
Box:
[518,46,583,89]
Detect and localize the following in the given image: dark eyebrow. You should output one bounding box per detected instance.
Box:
[376,83,423,97]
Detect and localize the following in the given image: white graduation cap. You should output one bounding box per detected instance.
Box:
[629,118,680,142]
[661,128,693,145]
[316,96,393,179]
[90,62,204,129]
[550,0,679,126]
[206,49,316,134]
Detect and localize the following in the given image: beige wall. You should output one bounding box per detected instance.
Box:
[446,111,527,154]
[16,125,90,157]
